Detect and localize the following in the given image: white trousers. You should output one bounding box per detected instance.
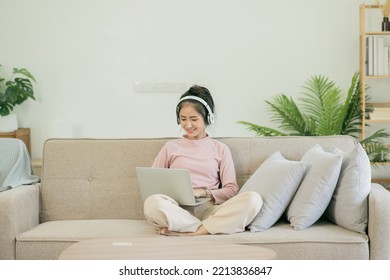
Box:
[143,191,262,234]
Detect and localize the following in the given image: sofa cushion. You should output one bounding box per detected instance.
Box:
[325,143,371,233]
[16,219,157,259]
[239,151,306,232]
[16,219,369,260]
[286,144,343,230]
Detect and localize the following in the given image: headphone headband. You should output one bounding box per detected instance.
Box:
[177,96,215,124]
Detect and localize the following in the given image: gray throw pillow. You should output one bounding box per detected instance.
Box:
[325,143,371,233]
[286,144,343,230]
[239,151,307,232]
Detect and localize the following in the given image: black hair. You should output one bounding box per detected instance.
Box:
[176,85,215,125]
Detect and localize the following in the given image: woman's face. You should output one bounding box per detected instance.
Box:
[178,103,207,140]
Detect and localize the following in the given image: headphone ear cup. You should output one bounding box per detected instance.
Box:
[208,113,215,125]
[176,106,180,125]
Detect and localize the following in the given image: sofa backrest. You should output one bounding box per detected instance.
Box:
[40,136,357,222]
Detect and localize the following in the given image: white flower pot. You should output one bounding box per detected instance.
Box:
[0,114,18,132]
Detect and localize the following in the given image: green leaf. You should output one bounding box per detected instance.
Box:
[238,121,287,136]
[300,75,336,121]
[299,75,345,135]
[13,68,36,82]
[0,66,36,116]
[340,72,362,137]
[266,95,308,135]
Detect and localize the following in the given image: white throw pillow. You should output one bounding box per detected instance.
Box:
[286,144,343,230]
[239,151,307,232]
[325,143,371,233]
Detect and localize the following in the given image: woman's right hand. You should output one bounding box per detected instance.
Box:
[193,188,207,198]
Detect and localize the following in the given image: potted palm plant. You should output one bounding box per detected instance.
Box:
[239,73,390,163]
[0,65,36,132]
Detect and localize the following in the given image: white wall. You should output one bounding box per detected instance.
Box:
[0,0,368,158]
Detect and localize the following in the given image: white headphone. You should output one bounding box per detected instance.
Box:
[176,96,215,125]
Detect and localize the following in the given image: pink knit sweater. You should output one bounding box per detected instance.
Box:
[152,136,239,204]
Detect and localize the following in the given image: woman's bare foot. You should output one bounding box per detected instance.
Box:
[159,226,209,236]
[159,228,181,236]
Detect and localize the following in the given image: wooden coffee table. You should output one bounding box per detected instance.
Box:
[58,237,277,260]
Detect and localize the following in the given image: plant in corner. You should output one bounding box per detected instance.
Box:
[239,72,390,163]
[0,65,36,131]
[0,65,36,116]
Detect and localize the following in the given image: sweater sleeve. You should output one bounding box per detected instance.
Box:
[209,145,239,204]
[152,144,169,168]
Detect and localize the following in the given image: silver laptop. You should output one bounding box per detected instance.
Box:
[136,167,210,206]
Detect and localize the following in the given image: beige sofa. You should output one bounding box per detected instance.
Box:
[0,136,389,260]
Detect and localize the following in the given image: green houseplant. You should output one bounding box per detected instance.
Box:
[0,65,36,132]
[0,65,36,116]
[239,73,390,163]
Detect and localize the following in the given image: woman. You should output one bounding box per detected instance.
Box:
[144,85,262,236]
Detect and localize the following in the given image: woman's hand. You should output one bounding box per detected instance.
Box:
[193,188,207,198]
[193,188,212,198]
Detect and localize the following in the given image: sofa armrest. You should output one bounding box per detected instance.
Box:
[0,184,40,259]
[368,183,390,260]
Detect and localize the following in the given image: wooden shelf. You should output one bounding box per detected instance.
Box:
[364,4,381,9]
[371,161,390,166]
[365,119,390,123]
[372,178,390,186]
[360,4,390,186]
[359,4,390,141]
[365,75,390,78]
[365,32,390,35]
[366,102,390,106]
